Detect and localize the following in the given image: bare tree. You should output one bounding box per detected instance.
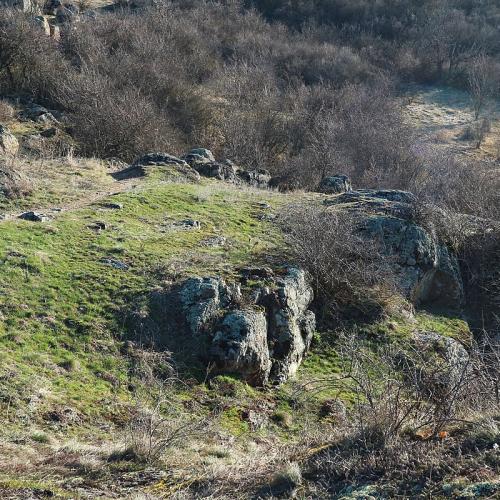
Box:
[467,54,496,120]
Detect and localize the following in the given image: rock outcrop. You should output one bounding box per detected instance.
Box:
[149,267,316,385]
[317,175,352,194]
[127,148,272,188]
[211,310,271,386]
[182,148,271,188]
[0,0,37,13]
[408,331,470,403]
[115,152,200,181]
[325,189,464,308]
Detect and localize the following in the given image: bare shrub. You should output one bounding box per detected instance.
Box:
[305,331,499,495]
[280,203,399,321]
[0,161,33,199]
[280,83,421,190]
[0,9,66,97]
[467,54,497,120]
[409,146,500,221]
[459,229,500,330]
[112,398,206,464]
[0,100,14,123]
[58,74,179,161]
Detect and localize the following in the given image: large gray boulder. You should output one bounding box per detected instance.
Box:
[0,126,19,157]
[263,268,316,382]
[211,310,271,386]
[409,331,470,402]
[150,267,316,385]
[326,189,464,309]
[178,277,240,335]
[182,148,216,165]
[363,214,463,307]
[210,267,315,384]
[317,175,352,194]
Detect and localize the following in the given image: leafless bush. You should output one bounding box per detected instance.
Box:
[459,229,500,329]
[305,331,499,494]
[281,83,421,189]
[61,80,179,161]
[112,397,206,464]
[0,9,65,97]
[467,54,498,120]
[0,161,33,199]
[280,203,400,321]
[409,146,500,221]
[0,99,14,122]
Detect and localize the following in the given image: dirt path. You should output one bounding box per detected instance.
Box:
[1,175,139,223]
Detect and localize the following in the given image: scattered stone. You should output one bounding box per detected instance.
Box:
[201,235,227,247]
[409,331,470,403]
[174,219,201,230]
[133,152,188,168]
[255,201,271,209]
[182,148,216,165]
[241,407,270,431]
[43,0,62,14]
[237,168,271,188]
[55,3,79,24]
[192,161,238,182]
[19,211,50,222]
[100,258,129,270]
[255,212,277,222]
[102,202,123,210]
[40,127,58,138]
[317,175,352,194]
[49,22,60,40]
[240,266,274,280]
[0,125,19,156]
[20,104,57,122]
[88,221,107,231]
[36,112,58,125]
[320,399,347,422]
[181,148,271,188]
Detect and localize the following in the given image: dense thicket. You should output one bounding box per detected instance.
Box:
[0,1,499,220]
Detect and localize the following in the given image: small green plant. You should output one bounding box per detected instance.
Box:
[30,431,51,444]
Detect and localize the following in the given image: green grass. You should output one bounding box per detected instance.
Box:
[0,476,71,499]
[0,168,284,427]
[0,159,476,460]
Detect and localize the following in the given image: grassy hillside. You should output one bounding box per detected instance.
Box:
[0,155,497,499]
